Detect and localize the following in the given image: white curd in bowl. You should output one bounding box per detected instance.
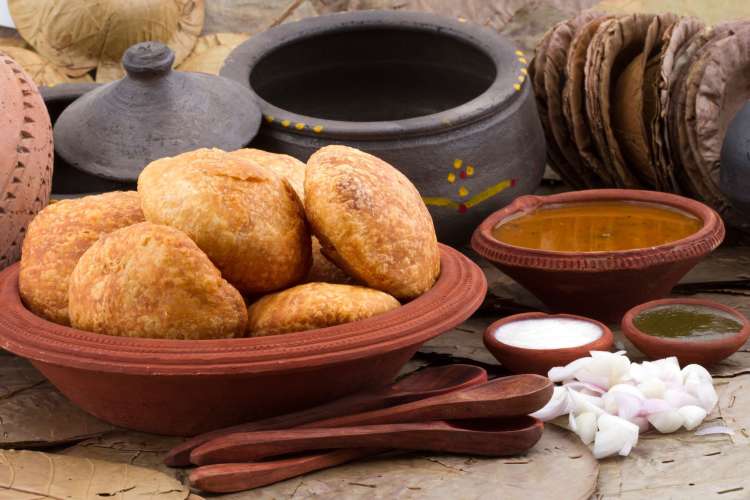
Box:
[493,317,602,349]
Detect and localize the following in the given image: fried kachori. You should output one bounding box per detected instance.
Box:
[247,282,399,337]
[68,222,247,340]
[19,191,144,325]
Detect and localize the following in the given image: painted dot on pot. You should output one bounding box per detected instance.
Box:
[460,171,467,179]
[295,122,305,130]
[518,57,528,65]
[466,165,475,176]
[458,203,467,213]
[447,172,456,183]
[281,119,291,127]
[453,159,463,169]
[513,83,521,91]
[459,186,469,197]
[515,50,524,57]
[313,125,324,133]
[265,115,274,123]
[520,68,528,75]
[518,75,525,83]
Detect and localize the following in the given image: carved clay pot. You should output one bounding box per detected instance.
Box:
[471,189,725,323]
[54,42,261,183]
[41,83,133,197]
[0,51,53,269]
[0,244,486,436]
[622,298,750,366]
[220,11,546,244]
[484,312,614,375]
[720,101,750,218]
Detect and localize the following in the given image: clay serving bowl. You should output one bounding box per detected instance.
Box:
[622,298,750,366]
[220,10,546,245]
[0,244,486,436]
[41,83,133,197]
[484,312,613,375]
[472,189,725,323]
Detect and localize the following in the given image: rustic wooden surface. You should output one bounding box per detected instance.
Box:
[1,245,748,498]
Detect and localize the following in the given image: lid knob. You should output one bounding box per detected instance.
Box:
[122,42,175,78]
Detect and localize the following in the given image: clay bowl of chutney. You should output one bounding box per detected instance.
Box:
[471,189,725,323]
[484,312,614,375]
[622,298,750,366]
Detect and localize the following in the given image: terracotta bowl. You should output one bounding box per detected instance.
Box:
[221,10,546,245]
[622,298,750,366]
[0,244,486,436]
[483,312,613,375]
[471,189,725,323]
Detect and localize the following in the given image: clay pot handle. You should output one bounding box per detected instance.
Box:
[122,42,175,78]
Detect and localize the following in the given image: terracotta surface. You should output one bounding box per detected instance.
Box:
[0,51,53,269]
[54,42,260,183]
[221,11,546,244]
[191,417,544,464]
[0,244,486,436]
[471,189,725,322]
[166,363,488,467]
[483,312,614,375]
[621,298,750,366]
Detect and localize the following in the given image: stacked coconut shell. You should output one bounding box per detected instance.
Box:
[532,12,750,224]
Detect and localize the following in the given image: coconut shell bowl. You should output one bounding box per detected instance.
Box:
[471,189,725,323]
[622,298,750,366]
[0,245,486,436]
[484,312,613,375]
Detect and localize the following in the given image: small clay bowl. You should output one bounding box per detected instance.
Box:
[0,244,486,436]
[471,189,725,323]
[622,298,750,366]
[483,312,614,375]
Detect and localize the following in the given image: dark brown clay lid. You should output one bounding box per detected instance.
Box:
[53,42,261,183]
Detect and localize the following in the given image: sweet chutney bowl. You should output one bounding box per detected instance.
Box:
[471,189,725,323]
[622,298,750,366]
[483,312,613,375]
[0,244,486,436]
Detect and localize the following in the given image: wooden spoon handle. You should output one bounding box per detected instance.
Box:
[191,419,544,465]
[189,449,385,493]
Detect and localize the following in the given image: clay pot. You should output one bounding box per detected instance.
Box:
[622,298,750,366]
[483,312,613,375]
[720,101,750,217]
[220,11,545,245]
[40,83,134,197]
[54,42,261,183]
[0,50,53,269]
[471,189,725,323]
[0,244,486,436]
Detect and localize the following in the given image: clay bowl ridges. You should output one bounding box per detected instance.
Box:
[621,298,750,366]
[471,189,725,323]
[0,244,486,436]
[484,312,614,375]
[220,10,546,245]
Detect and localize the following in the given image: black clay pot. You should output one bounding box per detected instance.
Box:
[221,11,546,244]
[720,101,750,218]
[41,83,135,198]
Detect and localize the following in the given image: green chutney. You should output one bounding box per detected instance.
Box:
[634,304,743,340]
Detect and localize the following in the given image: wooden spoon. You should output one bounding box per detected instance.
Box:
[166,364,487,466]
[192,416,544,466]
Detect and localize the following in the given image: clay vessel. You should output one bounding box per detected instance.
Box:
[41,83,133,197]
[483,312,613,375]
[471,189,725,323]
[54,42,261,183]
[720,101,750,218]
[0,50,53,269]
[220,11,545,245]
[0,244,486,436]
[622,298,750,366]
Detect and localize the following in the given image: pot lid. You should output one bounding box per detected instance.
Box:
[53,42,261,183]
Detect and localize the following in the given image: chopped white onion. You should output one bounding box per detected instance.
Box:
[573,412,598,445]
[593,414,639,459]
[678,405,708,431]
[647,410,684,433]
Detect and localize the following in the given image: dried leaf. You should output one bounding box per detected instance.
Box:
[591,0,750,25]
[0,45,92,86]
[9,0,204,81]
[203,0,318,35]
[0,449,195,499]
[0,353,115,448]
[178,33,249,75]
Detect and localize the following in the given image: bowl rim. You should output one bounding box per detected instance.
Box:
[483,311,614,357]
[220,10,527,141]
[0,244,486,376]
[471,189,725,271]
[621,297,750,350]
